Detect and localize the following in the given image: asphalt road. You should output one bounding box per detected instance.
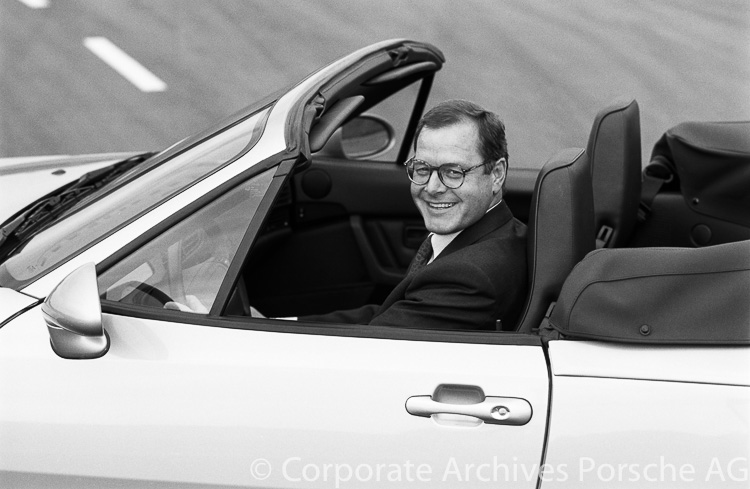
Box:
[1,0,749,168]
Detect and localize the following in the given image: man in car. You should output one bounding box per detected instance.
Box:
[296,99,528,330]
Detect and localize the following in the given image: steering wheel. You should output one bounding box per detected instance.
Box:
[115,281,175,307]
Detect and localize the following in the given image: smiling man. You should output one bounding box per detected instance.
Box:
[301,100,528,330]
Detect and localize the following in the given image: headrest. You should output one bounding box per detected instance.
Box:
[515,148,595,333]
[587,97,641,247]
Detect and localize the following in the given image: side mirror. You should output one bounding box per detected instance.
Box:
[42,262,109,359]
[341,114,395,158]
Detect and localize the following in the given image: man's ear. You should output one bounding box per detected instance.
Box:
[492,158,507,194]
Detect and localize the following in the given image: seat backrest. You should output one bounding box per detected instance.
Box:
[515,148,595,333]
[587,97,641,248]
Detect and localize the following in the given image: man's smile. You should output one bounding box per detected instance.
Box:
[425,201,457,210]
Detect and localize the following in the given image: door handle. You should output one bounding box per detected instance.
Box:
[405,395,532,426]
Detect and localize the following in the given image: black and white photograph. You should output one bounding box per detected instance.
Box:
[1,1,749,487]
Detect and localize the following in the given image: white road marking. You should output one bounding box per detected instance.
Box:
[84,37,167,92]
[17,0,49,8]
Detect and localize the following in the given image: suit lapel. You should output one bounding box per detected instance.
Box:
[376,201,514,316]
[437,201,514,260]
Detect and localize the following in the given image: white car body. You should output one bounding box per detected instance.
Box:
[0,40,748,488]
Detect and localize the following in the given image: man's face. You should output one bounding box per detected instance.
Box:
[411,121,504,234]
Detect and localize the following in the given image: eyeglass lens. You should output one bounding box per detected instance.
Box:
[407,160,469,189]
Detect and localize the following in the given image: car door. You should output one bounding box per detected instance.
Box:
[1,313,550,488]
[0,164,550,488]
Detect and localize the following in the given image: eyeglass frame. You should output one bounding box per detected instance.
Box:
[404,157,491,189]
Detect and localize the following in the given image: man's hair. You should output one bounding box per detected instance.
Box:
[413,99,509,174]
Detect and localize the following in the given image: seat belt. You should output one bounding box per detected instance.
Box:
[639,156,675,222]
[595,225,614,249]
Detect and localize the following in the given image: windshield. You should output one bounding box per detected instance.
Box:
[0,106,272,290]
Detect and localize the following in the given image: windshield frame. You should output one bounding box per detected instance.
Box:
[0,104,274,290]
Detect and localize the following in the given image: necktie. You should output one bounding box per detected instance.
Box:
[408,235,433,276]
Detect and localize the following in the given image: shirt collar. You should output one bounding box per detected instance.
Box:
[427,199,503,263]
[486,198,504,213]
[428,231,460,263]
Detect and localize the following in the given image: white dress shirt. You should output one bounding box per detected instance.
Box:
[426,199,503,264]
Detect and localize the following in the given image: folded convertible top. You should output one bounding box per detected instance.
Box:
[543,240,750,345]
[650,120,750,228]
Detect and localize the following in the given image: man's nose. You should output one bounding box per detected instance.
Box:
[425,169,447,193]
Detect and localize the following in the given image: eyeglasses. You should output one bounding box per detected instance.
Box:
[404,158,488,189]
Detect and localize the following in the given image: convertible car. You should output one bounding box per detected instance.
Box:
[0,40,748,488]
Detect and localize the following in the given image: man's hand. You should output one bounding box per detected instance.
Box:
[249,306,266,318]
[164,295,209,313]
[164,299,282,320]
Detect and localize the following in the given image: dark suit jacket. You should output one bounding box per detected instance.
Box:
[302,201,527,330]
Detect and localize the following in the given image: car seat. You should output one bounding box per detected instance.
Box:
[586,98,642,248]
[513,148,595,333]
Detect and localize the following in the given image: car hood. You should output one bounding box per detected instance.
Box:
[0,152,142,225]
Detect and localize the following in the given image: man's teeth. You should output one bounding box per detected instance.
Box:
[428,202,455,208]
